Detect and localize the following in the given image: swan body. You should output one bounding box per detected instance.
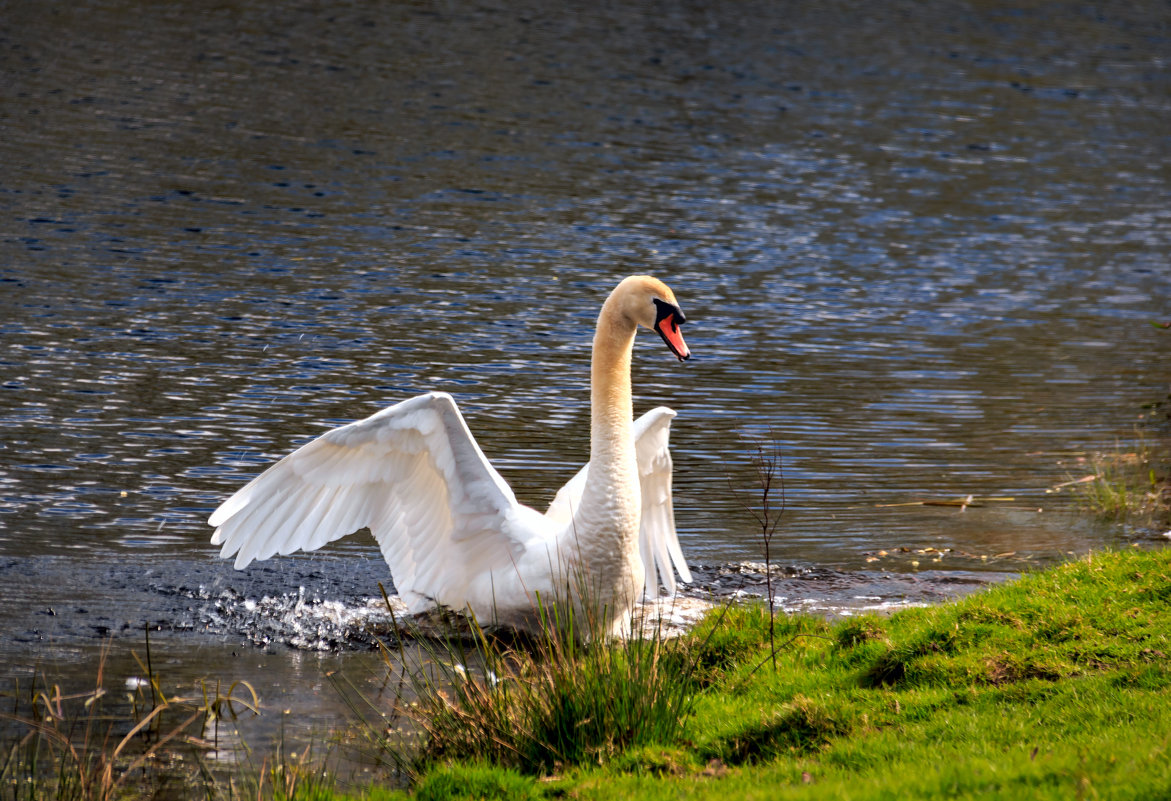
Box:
[209,275,692,635]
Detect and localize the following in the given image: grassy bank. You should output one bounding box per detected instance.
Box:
[5,549,1168,800]
[368,547,1170,801]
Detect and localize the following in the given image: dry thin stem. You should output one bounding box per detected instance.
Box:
[729,431,786,670]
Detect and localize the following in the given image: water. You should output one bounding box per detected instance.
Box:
[2,0,1168,762]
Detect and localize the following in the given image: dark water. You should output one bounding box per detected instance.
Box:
[2,0,1168,761]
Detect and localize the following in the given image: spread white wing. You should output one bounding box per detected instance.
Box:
[208,392,538,611]
[545,407,692,597]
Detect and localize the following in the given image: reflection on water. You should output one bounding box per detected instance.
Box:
[1,0,1168,749]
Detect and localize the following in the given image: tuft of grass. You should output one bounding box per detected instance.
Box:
[703,694,854,765]
[607,745,700,777]
[833,615,888,650]
[669,604,778,688]
[399,608,699,774]
[1076,437,1171,526]
[410,762,540,801]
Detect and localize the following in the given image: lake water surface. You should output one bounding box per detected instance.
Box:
[2,0,1168,765]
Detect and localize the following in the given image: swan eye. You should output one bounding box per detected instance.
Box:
[653,297,686,328]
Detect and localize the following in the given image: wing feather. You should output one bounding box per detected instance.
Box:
[209,392,531,605]
[281,485,343,555]
[634,407,691,596]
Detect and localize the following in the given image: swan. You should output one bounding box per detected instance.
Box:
[208,275,693,635]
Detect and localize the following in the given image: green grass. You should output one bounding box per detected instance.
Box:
[337,547,1171,801]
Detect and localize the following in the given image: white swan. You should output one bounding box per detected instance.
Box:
[208,275,693,635]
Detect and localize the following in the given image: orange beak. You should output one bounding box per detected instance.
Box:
[652,300,691,361]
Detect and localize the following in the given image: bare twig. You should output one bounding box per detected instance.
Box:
[728,431,786,670]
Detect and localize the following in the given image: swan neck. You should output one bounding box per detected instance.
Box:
[590,298,637,461]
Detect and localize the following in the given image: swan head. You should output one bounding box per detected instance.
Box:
[612,275,691,362]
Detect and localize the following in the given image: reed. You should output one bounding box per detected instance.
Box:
[0,634,259,801]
